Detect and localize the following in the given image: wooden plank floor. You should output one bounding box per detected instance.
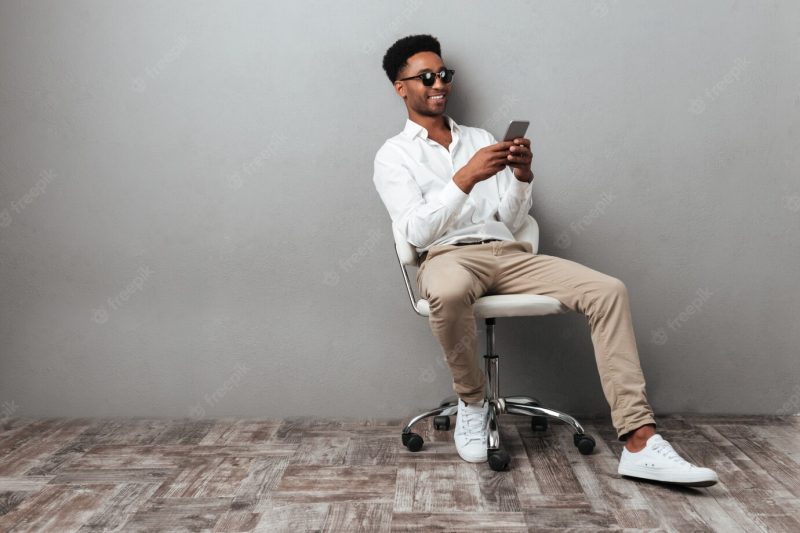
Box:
[0,414,798,532]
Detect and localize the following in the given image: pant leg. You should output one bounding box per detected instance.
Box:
[488,240,656,441]
[416,243,496,404]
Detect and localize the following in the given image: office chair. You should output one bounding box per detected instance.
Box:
[394,215,596,471]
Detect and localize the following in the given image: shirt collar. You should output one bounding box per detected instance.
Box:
[402,114,459,140]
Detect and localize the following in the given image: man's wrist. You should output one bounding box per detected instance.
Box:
[514,169,534,183]
[453,167,476,194]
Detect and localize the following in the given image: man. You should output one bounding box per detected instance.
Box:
[372,34,718,487]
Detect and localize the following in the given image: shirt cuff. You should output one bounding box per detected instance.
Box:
[508,176,533,197]
[438,178,470,212]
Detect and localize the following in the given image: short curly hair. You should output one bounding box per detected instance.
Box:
[382,34,442,83]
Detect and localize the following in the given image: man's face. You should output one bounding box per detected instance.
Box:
[393,51,450,117]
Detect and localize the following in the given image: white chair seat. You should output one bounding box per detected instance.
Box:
[415,293,567,318]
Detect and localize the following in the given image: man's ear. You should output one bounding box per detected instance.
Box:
[394,81,406,99]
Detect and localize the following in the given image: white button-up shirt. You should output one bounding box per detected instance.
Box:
[373,114,534,254]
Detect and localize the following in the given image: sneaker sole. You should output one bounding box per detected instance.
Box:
[620,473,718,487]
[456,449,487,463]
[619,466,718,487]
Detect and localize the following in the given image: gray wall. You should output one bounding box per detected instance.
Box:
[1,0,798,420]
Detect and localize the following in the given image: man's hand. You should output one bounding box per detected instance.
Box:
[453,141,515,193]
[507,137,533,182]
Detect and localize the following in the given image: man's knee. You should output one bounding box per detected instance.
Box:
[606,277,627,295]
[582,277,627,317]
[597,276,627,305]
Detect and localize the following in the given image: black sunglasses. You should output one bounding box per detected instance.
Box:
[397,68,455,87]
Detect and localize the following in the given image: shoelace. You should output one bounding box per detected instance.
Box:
[651,439,694,467]
[458,405,487,444]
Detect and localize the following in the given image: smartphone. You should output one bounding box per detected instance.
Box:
[502,120,530,142]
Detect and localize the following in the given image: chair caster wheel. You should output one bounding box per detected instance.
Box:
[574,434,595,455]
[531,416,548,432]
[433,416,451,431]
[488,449,511,471]
[402,432,424,452]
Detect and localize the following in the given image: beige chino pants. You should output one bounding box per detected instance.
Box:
[415,239,656,441]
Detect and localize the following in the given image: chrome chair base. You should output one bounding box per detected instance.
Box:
[401,318,596,471]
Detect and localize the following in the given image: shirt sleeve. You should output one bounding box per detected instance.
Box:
[372,144,469,248]
[486,131,534,234]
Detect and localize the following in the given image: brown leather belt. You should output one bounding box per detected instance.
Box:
[418,239,502,265]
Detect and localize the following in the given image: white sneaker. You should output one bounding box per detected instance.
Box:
[618,434,719,487]
[454,398,488,463]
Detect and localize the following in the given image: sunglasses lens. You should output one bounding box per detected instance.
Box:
[442,70,453,83]
[421,72,436,86]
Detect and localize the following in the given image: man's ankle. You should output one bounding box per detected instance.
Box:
[624,423,656,452]
[461,398,484,406]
